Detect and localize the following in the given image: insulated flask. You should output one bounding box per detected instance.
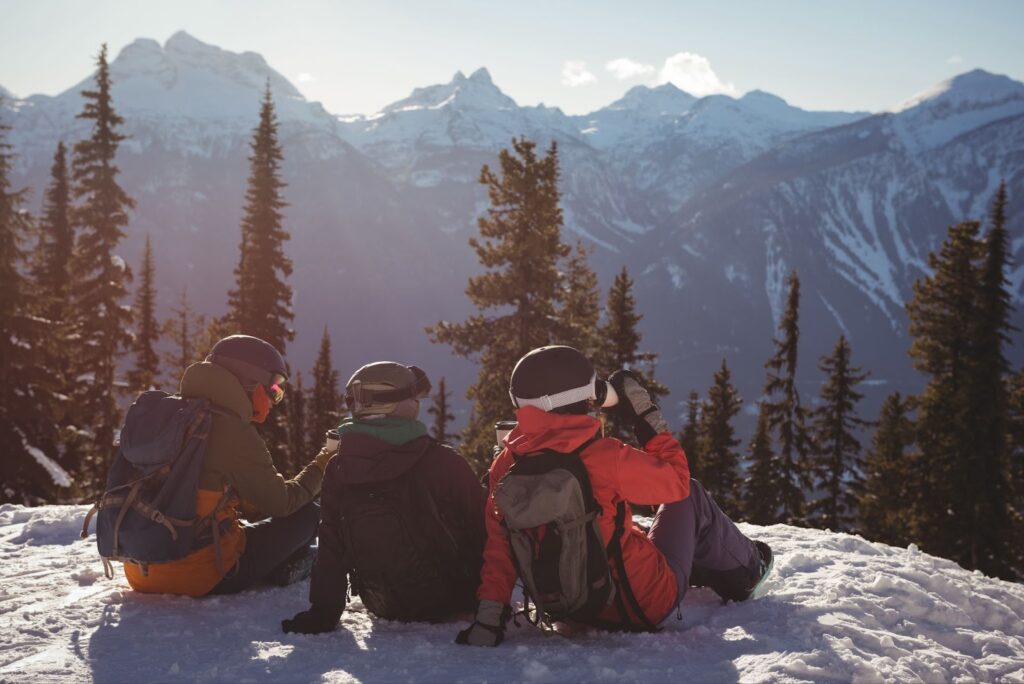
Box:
[494,420,517,449]
[596,380,619,408]
[324,429,340,452]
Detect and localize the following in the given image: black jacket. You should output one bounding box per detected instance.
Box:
[309,432,486,619]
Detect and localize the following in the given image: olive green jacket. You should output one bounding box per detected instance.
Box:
[180,362,322,518]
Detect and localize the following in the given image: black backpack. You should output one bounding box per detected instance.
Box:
[337,440,474,621]
[494,439,658,631]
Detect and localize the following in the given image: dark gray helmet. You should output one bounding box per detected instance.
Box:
[206,335,288,387]
[509,345,598,411]
[346,361,431,417]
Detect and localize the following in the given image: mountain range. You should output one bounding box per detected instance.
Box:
[3,31,1022,429]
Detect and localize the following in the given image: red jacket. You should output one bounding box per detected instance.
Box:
[478,406,691,626]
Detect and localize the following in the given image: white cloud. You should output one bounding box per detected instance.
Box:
[561,60,597,87]
[297,72,316,83]
[606,58,655,80]
[945,55,963,64]
[657,52,737,96]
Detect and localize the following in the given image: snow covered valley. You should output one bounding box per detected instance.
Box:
[2,504,1022,683]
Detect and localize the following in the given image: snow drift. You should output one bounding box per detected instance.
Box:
[1,504,1022,682]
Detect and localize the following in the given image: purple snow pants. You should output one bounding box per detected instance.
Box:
[648,479,761,605]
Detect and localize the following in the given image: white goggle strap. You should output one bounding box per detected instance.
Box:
[511,373,597,411]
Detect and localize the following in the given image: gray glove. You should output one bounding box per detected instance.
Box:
[455,600,510,647]
[608,369,668,444]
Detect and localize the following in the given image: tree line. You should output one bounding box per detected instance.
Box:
[1,46,1021,582]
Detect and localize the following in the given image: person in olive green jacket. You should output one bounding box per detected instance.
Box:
[124,335,331,597]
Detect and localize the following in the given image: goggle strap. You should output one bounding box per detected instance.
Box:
[511,373,597,411]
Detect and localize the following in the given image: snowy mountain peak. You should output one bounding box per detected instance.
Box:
[467,67,493,84]
[890,69,1024,151]
[606,82,697,114]
[164,30,219,57]
[740,89,789,109]
[380,67,515,115]
[450,67,493,84]
[110,38,176,89]
[894,69,1024,113]
[104,31,303,101]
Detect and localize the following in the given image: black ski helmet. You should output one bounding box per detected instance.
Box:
[206,335,288,387]
[509,345,598,412]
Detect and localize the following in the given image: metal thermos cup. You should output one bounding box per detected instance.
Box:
[495,420,517,448]
[597,380,619,408]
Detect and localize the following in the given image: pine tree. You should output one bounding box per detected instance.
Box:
[225,83,293,349]
[808,335,870,532]
[907,220,983,568]
[30,141,74,473]
[859,392,914,546]
[743,404,779,525]
[32,142,73,327]
[225,84,294,468]
[972,181,1017,576]
[1010,369,1024,477]
[558,240,601,357]
[162,286,207,385]
[286,372,309,471]
[698,360,743,516]
[68,44,136,493]
[595,266,668,442]
[906,206,1017,579]
[1007,368,1024,577]
[427,377,456,443]
[760,271,812,524]
[679,390,702,475]
[308,327,342,442]
[198,316,232,360]
[428,138,568,472]
[128,234,160,393]
[0,112,66,504]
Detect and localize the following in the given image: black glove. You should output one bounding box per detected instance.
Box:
[281,604,340,635]
[608,369,669,444]
[455,600,510,647]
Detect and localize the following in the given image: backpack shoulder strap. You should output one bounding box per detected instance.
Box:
[607,501,660,632]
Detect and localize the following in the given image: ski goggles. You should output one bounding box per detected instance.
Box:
[246,374,287,405]
[266,374,287,404]
[345,365,431,410]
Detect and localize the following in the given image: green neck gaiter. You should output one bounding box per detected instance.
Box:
[337,416,429,445]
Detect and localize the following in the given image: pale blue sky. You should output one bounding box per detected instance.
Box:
[2,0,1022,115]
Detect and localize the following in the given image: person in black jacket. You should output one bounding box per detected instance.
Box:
[282,361,486,634]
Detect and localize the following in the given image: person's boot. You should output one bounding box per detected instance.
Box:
[743,541,774,601]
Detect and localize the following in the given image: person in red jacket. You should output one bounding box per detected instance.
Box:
[457,345,773,646]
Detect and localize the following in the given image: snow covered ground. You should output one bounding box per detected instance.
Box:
[2,504,1023,683]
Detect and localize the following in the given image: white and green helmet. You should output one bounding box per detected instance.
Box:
[346,361,432,417]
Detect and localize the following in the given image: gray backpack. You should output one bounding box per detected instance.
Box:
[495,439,656,630]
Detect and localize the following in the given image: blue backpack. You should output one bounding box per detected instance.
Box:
[81,391,232,578]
